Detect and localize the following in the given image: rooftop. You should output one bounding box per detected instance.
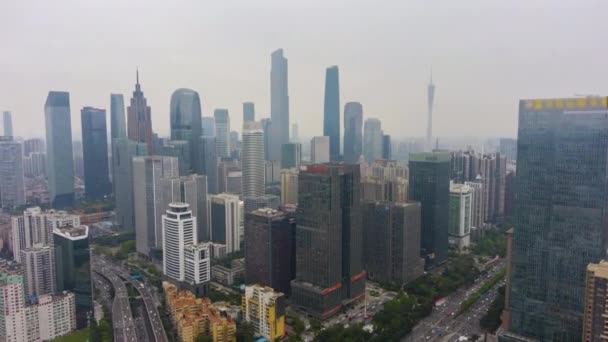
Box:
[54,225,89,240]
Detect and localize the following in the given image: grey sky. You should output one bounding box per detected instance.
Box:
[2,0,608,140]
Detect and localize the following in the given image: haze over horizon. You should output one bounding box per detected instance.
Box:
[2,0,607,139]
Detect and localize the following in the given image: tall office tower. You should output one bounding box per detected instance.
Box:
[209,193,242,253]
[261,118,272,161]
[242,285,286,341]
[112,138,147,230]
[45,91,74,208]
[448,183,473,251]
[343,102,363,163]
[583,261,608,341]
[201,117,215,136]
[226,171,243,195]
[53,225,91,329]
[127,70,153,153]
[465,178,485,230]
[363,118,383,163]
[3,111,13,137]
[245,208,295,295]
[291,164,365,319]
[310,136,330,163]
[72,140,84,181]
[362,201,424,285]
[291,123,299,143]
[280,168,298,206]
[494,153,507,223]
[230,131,240,158]
[281,143,301,169]
[499,138,517,162]
[133,156,179,256]
[20,244,56,296]
[243,102,255,123]
[265,160,281,185]
[382,134,392,160]
[110,94,126,141]
[408,152,450,268]
[426,73,435,152]
[242,122,266,204]
[499,97,608,342]
[199,136,218,194]
[0,271,27,341]
[214,109,230,158]
[504,171,515,220]
[23,139,45,155]
[80,107,110,199]
[0,137,25,207]
[323,66,340,161]
[162,203,196,282]
[170,88,202,173]
[270,49,290,162]
[160,175,209,242]
[160,140,191,176]
[218,159,240,193]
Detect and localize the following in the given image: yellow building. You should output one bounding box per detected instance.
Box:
[583,261,608,342]
[163,282,236,342]
[242,285,285,341]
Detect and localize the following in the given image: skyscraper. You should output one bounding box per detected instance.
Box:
[502,97,608,341]
[242,122,265,207]
[243,102,255,123]
[280,168,298,206]
[0,137,25,208]
[45,91,74,208]
[160,140,191,176]
[245,208,295,295]
[408,152,450,268]
[270,49,289,162]
[281,143,301,169]
[127,70,153,153]
[214,109,230,158]
[242,285,286,341]
[323,66,340,161]
[113,138,147,230]
[3,111,13,137]
[310,136,330,163]
[261,118,272,161]
[291,123,299,143]
[343,102,363,163]
[363,118,382,163]
[201,117,215,137]
[53,225,91,329]
[290,164,365,319]
[162,202,196,282]
[198,136,218,194]
[133,156,179,256]
[81,107,110,199]
[208,193,242,253]
[448,183,473,251]
[170,88,202,173]
[382,134,392,160]
[160,175,210,242]
[426,72,435,152]
[20,244,56,297]
[583,261,608,342]
[110,94,126,141]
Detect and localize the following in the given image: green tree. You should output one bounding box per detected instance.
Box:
[196,335,214,342]
[236,321,255,342]
[314,324,371,342]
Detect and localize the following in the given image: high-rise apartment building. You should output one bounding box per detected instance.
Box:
[127,71,153,153]
[214,109,230,158]
[361,160,408,204]
[53,225,91,329]
[502,97,608,342]
[281,143,301,169]
[243,102,255,123]
[245,208,295,295]
[81,107,110,199]
[363,118,383,163]
[323,66,340,161]
[408,152,450,268]
[280,168,298,206]
[199,136,218,194]
[290,164,365,319]
[0,137,25,208]
[343,102,363,164]
[465,178,485,230]
[242,285,286,341]
[162,203,196,282]
[448,183,473,250]
[583,261,608,342]
[362,201,424,285]
[170,89,202,173]
[242,122,265,205]
[270,49,290,162]
[20,244,56,297]
[209,193,243,253]
[310,136,330,163]
[0,271,28,341]
[112,138,147,230]
[45,91,74,208]
[2,111,13,137]
[160,175,209,242]
[133,156,179,256]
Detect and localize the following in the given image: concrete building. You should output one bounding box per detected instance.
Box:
[161,175,209,242]
[243,102,255,123]
[245,208,295,295]
[226,171,242,196]
[208,194,242,253]
[343,102,363,164]
[214,109,230,158]
[112,138,147,231]
[133,156,179,256]
[244,195,280,212]
[26,292,77,341]
[20,244,56,297]
[361,160,408,203]
[198,136,218,194]
[362,201,424,285]
[3,111,13,137]
[211,258,245,286]
[45,91,74,208]
[170,89,202,173]
[183,242,211,294]
[218,159,240,194]
[280,168,298,206]
[465,178,485,231]
[310,136,330,163]
[363,118,383,163]
[81,107,110,199]
[0,137,25,208]
[323,66,340,161]
[242,122,265,205]
[281,143,301,169]
[159,140,191,176]
[265,160,281,185]
[448,183,473,250]
[583,261,608,342]
[270,49,290,162]
[163,203,197,282]
[127,71,153,153]
[242,285,286,341]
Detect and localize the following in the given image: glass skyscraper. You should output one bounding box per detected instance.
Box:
[323,66,340,161]
[81,107,110,199]
[343,102,363,164]
[270,49,289,162]
[502,97,608,342]
[45,91,74,208]
[170,88,202,173]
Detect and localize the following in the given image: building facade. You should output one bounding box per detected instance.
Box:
[170,89,202,173]
[281,143,301,169]
[343,102,363,164]
[310,136,330,163]
[243,102,255,123]
[214,109,230,158]
[161,175,209,242]
[363,118,383,163]
[583,261,608,342]
[81,107,110,199]
[242,122,265,205]
[242,285,286,341]
[209,194,242,253]
[270,49,290,162]
[112,138,147,230]
[280,168,298,206]
[0,137,25,208]
[45,91,74,208]
[448,183,473,250]
[20,244,56,297]
[127,71,153,153]
[323,66,340,161]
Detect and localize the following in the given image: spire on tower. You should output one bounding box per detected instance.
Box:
[136,68,139,84]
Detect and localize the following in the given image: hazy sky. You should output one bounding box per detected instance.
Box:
[2,0,608,140]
